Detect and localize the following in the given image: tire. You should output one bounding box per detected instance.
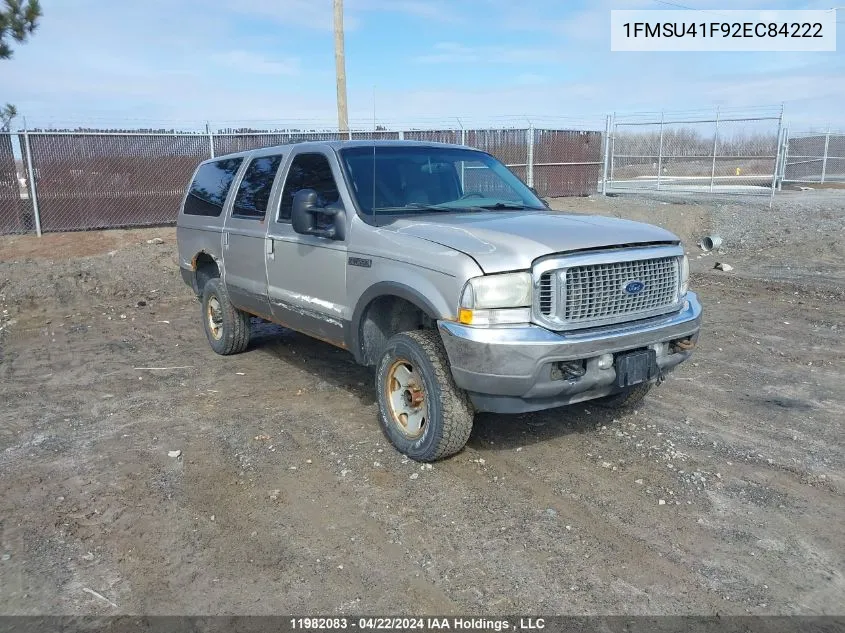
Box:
[201,278,251,355]
[595,382,652,410]
[375,329,474,462]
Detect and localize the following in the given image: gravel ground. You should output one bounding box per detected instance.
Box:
[0,192,843,616]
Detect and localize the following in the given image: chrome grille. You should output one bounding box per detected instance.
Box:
[533,249,683,331]
[563,257,679,325]
[539,272,555,316]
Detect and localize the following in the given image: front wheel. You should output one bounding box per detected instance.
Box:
[375,330,474,462]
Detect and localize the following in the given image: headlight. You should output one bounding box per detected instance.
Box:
[679,255,689,296]
[458,272,531,326]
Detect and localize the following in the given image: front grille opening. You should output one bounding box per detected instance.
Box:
[539,272,554,316]
[563,257,679,324]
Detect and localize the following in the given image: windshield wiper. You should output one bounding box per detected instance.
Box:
[374,203,487,214]
[475,202,529,210]
[373,204,451,214]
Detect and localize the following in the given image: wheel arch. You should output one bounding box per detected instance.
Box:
[348,281,453,366]
[189,250,222,295]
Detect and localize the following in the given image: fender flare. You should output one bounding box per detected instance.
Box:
[347,281,450,364]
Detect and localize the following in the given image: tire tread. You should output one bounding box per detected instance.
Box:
[202,278,251,355]
[399,329,474,461]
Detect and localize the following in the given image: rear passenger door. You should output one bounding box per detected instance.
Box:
[222,152,285,319]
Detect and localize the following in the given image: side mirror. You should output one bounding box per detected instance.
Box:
[529,186,550,208]
[291,189,346,241]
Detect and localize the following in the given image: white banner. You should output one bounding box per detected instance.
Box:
[611,10,836,52]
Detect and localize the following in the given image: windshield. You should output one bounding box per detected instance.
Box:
[339,146,545,216]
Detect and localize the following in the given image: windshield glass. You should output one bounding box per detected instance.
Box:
[339,146,545,216]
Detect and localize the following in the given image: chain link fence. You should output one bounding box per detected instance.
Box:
[783,131,845,183]
[4,107,820,236]
[606,109,783,196]
[2,126,603,235]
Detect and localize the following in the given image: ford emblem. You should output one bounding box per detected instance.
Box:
[624,280,645,295]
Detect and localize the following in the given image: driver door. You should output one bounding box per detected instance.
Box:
[265,149,349,346]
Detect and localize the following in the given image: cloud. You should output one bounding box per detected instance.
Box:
[352,0,463,22]
[227,0,461,31]
[414,42,562,64]
[227,0,352,31]
[211,51,301,76]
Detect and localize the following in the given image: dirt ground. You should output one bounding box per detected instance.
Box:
[0,190,843,616]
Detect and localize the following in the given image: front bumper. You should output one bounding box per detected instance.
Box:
[438,292,702,414]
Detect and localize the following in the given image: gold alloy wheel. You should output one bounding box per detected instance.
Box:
[207,296,223,340]
[385,358,428,439]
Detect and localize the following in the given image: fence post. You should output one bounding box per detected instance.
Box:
[609,113,616,187]
[460,127,467,188]
[770,104,784,207]
[526,123,535,189]
[656,110,665,191]
[778,124,789,189]
[22,129,42,237]
[206,122,215,159]
[709,107,720,194]
[600,115,611,194]
[821,125,831,184]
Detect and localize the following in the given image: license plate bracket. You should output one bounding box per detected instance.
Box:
[614,349,659,388]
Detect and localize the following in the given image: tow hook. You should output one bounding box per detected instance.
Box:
[672,337,696,353]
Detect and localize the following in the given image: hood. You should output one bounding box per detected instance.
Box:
[381,211,679,273]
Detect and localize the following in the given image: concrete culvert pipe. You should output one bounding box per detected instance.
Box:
[699,235,723,252]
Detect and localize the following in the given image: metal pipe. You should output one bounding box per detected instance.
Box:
[22,130,209,137]
[22,130,42,237]
[614,115,780,126]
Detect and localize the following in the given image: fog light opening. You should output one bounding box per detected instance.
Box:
[671,337,695,353]
[552,360,586,381]
[597,353,614,370]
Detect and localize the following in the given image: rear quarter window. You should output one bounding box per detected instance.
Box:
[183,158,244,216]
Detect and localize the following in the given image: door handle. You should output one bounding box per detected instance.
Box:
[265,238,274,260]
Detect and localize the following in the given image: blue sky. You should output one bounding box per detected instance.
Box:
[0,0,842,131]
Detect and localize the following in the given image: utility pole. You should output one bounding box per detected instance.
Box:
[333,0,349,134]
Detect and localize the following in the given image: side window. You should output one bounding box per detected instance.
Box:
[184,158,243,216]
[278,153,340,221]
[232,154,284,219]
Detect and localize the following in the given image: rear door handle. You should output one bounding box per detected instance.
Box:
[265,238,274,260]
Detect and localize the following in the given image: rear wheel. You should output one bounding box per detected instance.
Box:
[201,278,251,355]
[375,330,474,462]
[595,382,652,410]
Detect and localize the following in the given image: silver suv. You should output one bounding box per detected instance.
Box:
[176,141,702,461]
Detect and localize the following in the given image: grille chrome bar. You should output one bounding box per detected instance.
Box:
[538,272,555,316]
[532,245,685,331]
